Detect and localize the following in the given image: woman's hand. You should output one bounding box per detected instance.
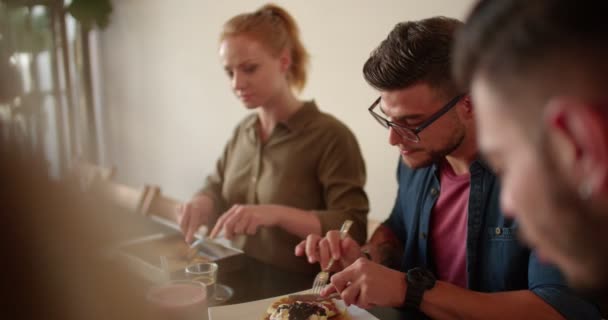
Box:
[176,195,214,243]
[209,204,282,239]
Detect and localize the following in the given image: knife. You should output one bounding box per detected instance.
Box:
[287,293,341,301]
[186,237,206,261]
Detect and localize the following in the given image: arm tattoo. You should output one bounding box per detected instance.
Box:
[364,224,403,268]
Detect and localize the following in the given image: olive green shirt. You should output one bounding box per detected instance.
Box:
[200,101,369,273]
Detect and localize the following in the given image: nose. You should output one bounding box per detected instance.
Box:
[231,71,246,91]
[388,127,409,146]
[388,127,401,146]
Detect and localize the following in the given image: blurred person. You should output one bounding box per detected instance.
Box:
[453,0,608,295]
[0,132,165,319]
[177,3,368,274]
[296,17,600,319]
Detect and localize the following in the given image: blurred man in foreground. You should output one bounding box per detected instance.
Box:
[453,0,608,295]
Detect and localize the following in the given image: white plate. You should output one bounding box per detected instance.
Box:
[209,291,379,320]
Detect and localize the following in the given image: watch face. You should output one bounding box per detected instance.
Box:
[408,268,436,289]
[410,269,425,278]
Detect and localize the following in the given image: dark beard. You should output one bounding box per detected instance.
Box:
[430,127,466,165]
[402,124,466,169]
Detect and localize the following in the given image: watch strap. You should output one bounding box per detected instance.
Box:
[404,276,425,309]
[403,268,435,310]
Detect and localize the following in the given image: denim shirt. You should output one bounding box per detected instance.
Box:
[384,159,600,319]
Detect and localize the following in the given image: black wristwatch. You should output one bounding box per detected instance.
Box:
[404,267,436,310]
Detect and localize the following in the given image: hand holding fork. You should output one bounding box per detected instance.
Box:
[310,220,353,294]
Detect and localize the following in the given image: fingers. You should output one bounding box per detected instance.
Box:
[304,234,322,263]
[175,203,183,223]
[340,237,363,266]
[297,230,349,268]
[221,206,243,239]
[355,284,374,309]
[329,266,355,293]
[318,237,332,269]
[178,201,206,243]
[329,264,361,307]
[325,230,342,260]
[178,203,196,243]
[232,210,251,235]
[340,283,360,307]
[320,283,337,297]
[178,203,189,234]
[245,219,258,235]
[327,270,358,307]
[209,205,235,238]
[294,240,307,257]
[185,206,200,244]
[210,205,254,239]
[330,258,390,309]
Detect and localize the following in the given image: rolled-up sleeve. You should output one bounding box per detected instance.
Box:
[528,252,601,319]
[314,126,369,245]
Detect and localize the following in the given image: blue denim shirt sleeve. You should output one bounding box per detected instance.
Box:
[528,252,601,319]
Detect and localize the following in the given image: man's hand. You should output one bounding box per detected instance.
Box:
[321,258,407,309]
[294,230,362,272]
[208,204,281,239]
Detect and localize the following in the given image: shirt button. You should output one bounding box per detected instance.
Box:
[430,188,439,196]
[495,227,502,235]
[420,232,427,240]
[251,176,257,183]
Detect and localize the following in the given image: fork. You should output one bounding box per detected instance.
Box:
[311,220,353,294]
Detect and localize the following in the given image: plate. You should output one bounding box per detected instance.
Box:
[209,291,379,320]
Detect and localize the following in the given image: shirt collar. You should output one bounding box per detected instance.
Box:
[243,100,320,134]
[430,155,492,175]
[281,100,319,132]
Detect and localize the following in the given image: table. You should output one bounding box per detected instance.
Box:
[116,212,427,319]
[215,254,427,319]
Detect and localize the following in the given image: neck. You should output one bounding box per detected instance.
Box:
[445,123,478,175]
[257,89,302,134]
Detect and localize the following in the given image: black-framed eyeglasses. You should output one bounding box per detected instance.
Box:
[368,93,466,143]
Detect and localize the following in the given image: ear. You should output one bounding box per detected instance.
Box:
[458,94,474,120]
[278,48,292,73]
[544,97,608,197]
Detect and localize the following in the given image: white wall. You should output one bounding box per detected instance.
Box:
[98,0,474,222]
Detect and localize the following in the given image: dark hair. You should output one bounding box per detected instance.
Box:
[221,3,309,92]
[453,0,608,98]
[363,17,463,97]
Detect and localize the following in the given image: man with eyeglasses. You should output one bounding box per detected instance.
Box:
[295,17,599,319]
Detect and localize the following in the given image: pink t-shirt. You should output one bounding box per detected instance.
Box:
[430,162,470,288]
